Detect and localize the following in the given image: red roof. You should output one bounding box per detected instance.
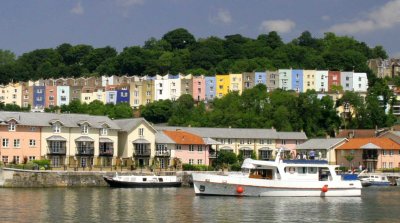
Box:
[163,130,204,145]
[336,138,400,150]
[336,129,376,138]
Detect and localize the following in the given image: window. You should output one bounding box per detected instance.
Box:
[247,139,252,144]
[29,156,36,161]
[189,159,194,165]
[53,124,61,133]
[30,127,36,131]
[390,150,394,156]
[240,140,244,144]
[383,162,387,168]
[8,123,16,131]
[2,138,9,148]
[2,156,8,163]
[81,124,89,134]
[389,162,393,168]
[197,159,203,165]
[101,128,108,136]
[346,77,349,81]
[176,145,181,150]
[146,91,151,96]
[383,150,387,155]
[189,145,195,151]
[260,139,265,144]
[14,139,20,148]
[139,128,144,136]
[159,90,163,95]
[197,145,203,152]
[29,139,36,147]
[281,140,286,145]
[13,156,20,164]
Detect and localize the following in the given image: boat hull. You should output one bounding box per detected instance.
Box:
[193,173,362,197]
[103,177,182,188]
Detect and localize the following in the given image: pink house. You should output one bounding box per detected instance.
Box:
[192,76,205,102]
[163,130,209,165]
[0,117,41,164]
[45,85,57,108]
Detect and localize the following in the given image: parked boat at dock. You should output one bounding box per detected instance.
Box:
[192,148,362,197]
[103,173,182,188]
[357,174,391,186]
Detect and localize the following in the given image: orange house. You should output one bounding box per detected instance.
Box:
[335,138,400,172]
[0,117,41,164]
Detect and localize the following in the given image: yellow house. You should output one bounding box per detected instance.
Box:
[0,83,22,106]
[229,73,243,94]
[216,74,230,98]
[303,70,316,92]
[114,118,157,168]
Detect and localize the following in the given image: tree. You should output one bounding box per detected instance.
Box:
[214,150,238,169]
[0,49,16,65]
[162,28,196,50]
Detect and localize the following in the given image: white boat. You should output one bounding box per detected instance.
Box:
[357,174,391,186]
[396,178,400,186]
[192,149,362,197]
[103,173,181,188]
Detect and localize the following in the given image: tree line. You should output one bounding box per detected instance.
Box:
[0,28,388,85]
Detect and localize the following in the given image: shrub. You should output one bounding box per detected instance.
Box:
[230,163,242,171]
[182,164,213,171]
[33,160,51,170]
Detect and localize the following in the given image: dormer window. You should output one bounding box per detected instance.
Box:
[8,123,16,131]
[100,128,108,136]
[53,124,61,133]
[81,124,89,134]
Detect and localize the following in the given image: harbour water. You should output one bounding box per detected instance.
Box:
[0,186,399,223]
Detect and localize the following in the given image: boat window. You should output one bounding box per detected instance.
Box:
[143,178,147,181]
[285,167,296,174]
[159,178,163,182]
[298,167,307,174]
[308,167,317,174]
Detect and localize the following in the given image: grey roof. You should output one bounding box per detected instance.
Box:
[132,138,150,144]
[46,135,67,141]
[297,138,347,150]
[114,118,156,133]
[276,132,308,140]
[155,132,175,144]
[99,137,114,143]
[154,126,278,139]
[202,137,221,145]
[75,136,94,142]
[391,131,400,137]
[0,111,120,129]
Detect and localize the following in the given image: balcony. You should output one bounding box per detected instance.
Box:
[209,151,217,158]
[133,149,151,157]
[155,151,170,157]
[99,148,114,156]
[362,154,378,160]
[76,147,94,156]
[47,146,66,155]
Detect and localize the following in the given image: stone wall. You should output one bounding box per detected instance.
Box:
[0,168,193,188]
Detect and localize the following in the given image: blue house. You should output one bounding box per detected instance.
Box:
[255,72,267,85]
[205,76,216,102]
[33,86,46,108]
[291,69,304,92]
[116,89,130,104]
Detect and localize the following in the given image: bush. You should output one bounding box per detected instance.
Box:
[182,164,213,171]
[230,163,242,171]
[382,168,400,172]
[33,160,51,170]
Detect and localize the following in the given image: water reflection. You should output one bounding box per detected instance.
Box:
[0,187,398,222]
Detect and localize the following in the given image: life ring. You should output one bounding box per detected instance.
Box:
[288,167,295,174]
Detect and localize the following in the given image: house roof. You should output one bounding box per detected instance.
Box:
[276,131,308,140]
[336,129,377,138]
[155,126,279,139]
[336,138,400,150]
[0,112,120,129]
[296,138,347,150]
[113,118,156,133]
[155,131,175,144]
[163,130,205,145]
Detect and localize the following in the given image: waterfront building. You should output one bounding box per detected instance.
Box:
[114,118,157,168]
[192,75,205,102]
[45,86,57,108]
[0,83,22,106]
[154,75,170,101]
[278,69,292,91]
[105,85,118,104]
[81,86,95,104]
[229,73,243,94]
[163,130,210,166]
[215,74,230,98]
[169,74,181,101]
[335,138,400,172]
[303,70,316,92]
[292,69,304,93]
[275,132,308,156]
[70,86,82,102]
[204,76,216,102]
[315,70,328,92]
[155,131,176,169]
[265,71,278,92]
[21,82,33,109]
[353,72,368,92]
[0,113,42,164]
[116,85,130,104]
[296,138,348,164]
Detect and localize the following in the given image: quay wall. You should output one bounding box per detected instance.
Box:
[0,168,194,188]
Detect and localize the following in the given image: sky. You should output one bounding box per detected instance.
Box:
[1,0,400,58]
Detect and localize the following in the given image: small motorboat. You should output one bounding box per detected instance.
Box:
[357,174,390,186]
[103,173,182,188]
